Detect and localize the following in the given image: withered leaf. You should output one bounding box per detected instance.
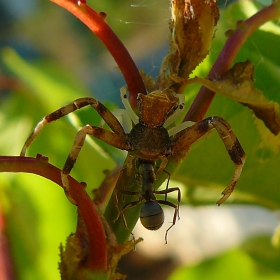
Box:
[158,0,219,91]
[186,60,280,135]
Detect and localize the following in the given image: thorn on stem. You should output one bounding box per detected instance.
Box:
[36,154,49,163]
[99,12,107,19]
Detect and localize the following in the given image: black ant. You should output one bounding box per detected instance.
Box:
[115,158,181,244]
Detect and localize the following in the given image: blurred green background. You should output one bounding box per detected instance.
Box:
[1,0,280,279]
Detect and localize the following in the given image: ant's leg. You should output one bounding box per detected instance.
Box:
[161,169,171,201]
[156,187,181,243]
[156,187,181,220]
[113,191,136,243]
[157,198,179,244]
[114,189,143,244]
[114,188,141,220]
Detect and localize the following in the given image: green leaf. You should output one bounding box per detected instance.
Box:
[169,246,280,280]
[0,49,116,279]
[174,1,280,209]
[185,61,280,135]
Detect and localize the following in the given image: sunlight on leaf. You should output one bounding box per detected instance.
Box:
[0,47,116,279]
[1,0,280,278]
[169,248,280,280]
[1,48,90,109]
[254,118,280,159]
[185,60,280,135]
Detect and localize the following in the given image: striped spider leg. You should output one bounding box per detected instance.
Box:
[20,88,185,205]
[171,116,246,205]
[20,97,131,204]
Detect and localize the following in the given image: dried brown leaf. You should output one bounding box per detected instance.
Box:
[158,0,219,90]
[185,60,280,135]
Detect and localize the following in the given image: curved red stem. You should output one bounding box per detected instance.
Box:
[0,156,107,272]
[185,2,280,122]
[50,0,146,108]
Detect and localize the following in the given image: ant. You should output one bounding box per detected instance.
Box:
[115,158,181,243]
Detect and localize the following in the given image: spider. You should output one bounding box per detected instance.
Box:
[21,86,245,208]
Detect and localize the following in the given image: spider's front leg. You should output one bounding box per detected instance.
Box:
[20,97,131,204]
[61,124,131,204]
[172,116,246,205]
[20,97,127,156]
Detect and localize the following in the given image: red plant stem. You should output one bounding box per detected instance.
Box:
[0,211,15,280]
[0,156,107,272]
[185,2,280,122]
[50,0,146,108]
[0,76,21,92]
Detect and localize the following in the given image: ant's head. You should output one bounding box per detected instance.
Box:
[140,201,164,230]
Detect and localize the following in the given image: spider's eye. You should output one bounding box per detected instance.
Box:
[140,201,164,230]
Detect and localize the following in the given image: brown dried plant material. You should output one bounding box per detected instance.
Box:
[158,0,219,91]
[184,60,280,135]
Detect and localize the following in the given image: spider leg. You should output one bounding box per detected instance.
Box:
[61,124,131,203]
[156,155,169,175]
[164,93,186,128]
[125,153,136,176]
[20,97,127,156]
[172,116,246,205]
[21,97,132,204]
[120,87,138,125]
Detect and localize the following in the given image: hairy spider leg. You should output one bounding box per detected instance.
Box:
[172,116,246,205]
[61,124,131,203]
[20,97,131,203]
[21,97,127,155]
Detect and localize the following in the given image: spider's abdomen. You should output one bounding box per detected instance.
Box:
[129,123,170,159]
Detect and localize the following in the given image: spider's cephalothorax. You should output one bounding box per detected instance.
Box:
[125,90,181,172]
[21,86,245,208]
[115,158,181,243]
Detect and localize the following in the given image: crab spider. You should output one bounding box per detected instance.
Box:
[21,87,245,207]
